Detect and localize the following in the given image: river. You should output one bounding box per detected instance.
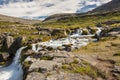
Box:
[0,27,101,80]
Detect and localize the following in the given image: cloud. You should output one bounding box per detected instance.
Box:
[0,0,112,20]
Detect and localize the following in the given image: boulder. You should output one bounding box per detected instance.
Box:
[112,66,120,73]
[25,72,45,80]
[0,53,9,65]
[24,49,34,56]
[29,60,62,73]
[1,52,9,60]
[108,32,120,36]
[53,57,74,64]
[0,36,14,52]
[4,36,14,48]
[42,51,70,58]
[8,37,22,55]
[46,71,93,80]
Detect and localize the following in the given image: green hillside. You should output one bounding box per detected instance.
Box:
[35,11,120,29]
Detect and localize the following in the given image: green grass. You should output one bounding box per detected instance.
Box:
[34,11,120,29]
[73,37,120,54]
[62,61,100,78]
[0,11,120,46]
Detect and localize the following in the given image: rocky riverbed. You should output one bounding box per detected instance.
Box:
[0,27,120,80]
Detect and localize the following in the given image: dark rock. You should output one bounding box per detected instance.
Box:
[112,66,120,74]
[8,37,22,55]
[63,44,72,52]
[0,54,4,62]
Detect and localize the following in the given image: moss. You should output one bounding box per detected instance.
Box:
[23,61,32,68]
[72,59,79,64]
[113,53,120,56]
[73,65,98,78]
[0,45,8,52]
[0,62,5,65]
[40,56,53,60]
[82,30,88,35]
[62,64,69,70]
[62,60,100,78]
[73,37,120,54]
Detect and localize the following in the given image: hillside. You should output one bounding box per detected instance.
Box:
[91,0,120,12]
[36,11,120,29]
[0,14,41,24]
[44,0,120,22]
[0,1,120,80]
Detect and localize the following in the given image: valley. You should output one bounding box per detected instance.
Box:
[0,0,120,80]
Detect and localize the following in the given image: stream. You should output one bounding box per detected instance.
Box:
[0,28,101,80]
[0,47,25,80]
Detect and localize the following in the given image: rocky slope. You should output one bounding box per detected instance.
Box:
[0,1,119,80]
[91,0,120,12]
[21,26,120,80]
[0,14,41,24]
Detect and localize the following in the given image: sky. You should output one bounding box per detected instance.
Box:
[0,0,112,20]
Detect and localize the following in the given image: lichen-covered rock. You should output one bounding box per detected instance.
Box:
[46,71,93,80]
[29,60,62,73]
[25,72,45,80]
[46,51,73,58]
[8,37,22,55]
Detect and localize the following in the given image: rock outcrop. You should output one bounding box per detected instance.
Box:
[0,36,23,65]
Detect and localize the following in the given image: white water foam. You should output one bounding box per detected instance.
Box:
[0,47,26,80]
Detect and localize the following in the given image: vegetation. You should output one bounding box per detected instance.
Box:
[73,37,120,54]
[34,11,120,29]
[73,36,120,68]
[62,60,100,78]
[0,11,120,43]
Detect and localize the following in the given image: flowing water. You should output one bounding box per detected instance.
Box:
[32,28,100,52]
[0,47,26,80]
[0,27,101,80]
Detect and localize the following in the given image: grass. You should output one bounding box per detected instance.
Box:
[62,60,100,78]
[73,36,120,69]
[0,11,120,45]
[73,37,120,54]
[34,11,120,29]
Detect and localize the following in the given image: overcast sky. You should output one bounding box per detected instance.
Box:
[0,0,112,19]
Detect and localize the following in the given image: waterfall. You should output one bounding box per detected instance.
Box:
[12,47,26,65]
[96,28,102,36]
[0,47,26,80]
[76,29,83,35]
[32,44,37,52]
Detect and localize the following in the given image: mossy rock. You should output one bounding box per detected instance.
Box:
[46,46,54,51]
[82,30,88,35]
[62,44,73,47]
[40,56,53,60]
[0,61,5,65]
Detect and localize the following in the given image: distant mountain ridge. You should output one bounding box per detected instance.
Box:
[44,0,120,22]
[0,14,41,24]
[0,0,111,20]
[91,0,120,12]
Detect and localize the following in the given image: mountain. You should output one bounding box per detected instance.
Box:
[44,0,120,21]
[91,0,120,12]
[0,0,111,20]
[0,14,41,24]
